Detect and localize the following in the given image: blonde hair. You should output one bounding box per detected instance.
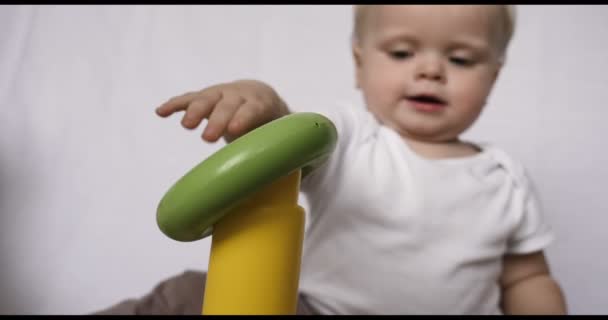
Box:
[352,5,517,62]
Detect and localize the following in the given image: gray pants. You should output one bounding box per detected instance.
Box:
[92,270,319,315]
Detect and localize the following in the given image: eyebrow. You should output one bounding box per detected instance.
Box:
[375,29,492,52]
[448,36,492,52]
[374,30,419,46]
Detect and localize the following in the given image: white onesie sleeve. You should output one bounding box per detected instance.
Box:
[505,162,555,255]
[300,102,360,196]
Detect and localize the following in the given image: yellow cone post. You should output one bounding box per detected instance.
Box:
[201,170,305,315]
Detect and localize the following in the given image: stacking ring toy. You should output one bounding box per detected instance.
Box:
[156,112,337,315]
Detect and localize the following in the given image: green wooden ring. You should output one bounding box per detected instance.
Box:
[156,112,338,242]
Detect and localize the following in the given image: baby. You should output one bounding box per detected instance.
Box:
[153,5,567,315]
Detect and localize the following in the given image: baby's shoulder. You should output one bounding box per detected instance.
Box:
[311,100,380,147]
[478,143,535,189]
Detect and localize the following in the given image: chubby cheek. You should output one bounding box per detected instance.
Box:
[361,66,403,114]
[450,77,493,120]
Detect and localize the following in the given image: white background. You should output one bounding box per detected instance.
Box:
[0,5,606,315]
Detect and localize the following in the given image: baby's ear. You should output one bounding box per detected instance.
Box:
[493,61,504,82]
[494,54,507,79]
[352,42,363,89]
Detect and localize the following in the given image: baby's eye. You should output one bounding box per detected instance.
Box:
[449,56,474,66]
[389,50,412,60]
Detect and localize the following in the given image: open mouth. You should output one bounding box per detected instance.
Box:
[407,95,446,105]
[406,94,447,112]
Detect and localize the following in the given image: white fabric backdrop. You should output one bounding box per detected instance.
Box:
[0,5,606,315]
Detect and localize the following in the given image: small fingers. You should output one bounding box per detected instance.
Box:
[202,94,244,142]
[155,91,199,117]
[180,91,222,129]
[227,102,270,137]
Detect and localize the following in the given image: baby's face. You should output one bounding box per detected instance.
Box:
[354,5,504,142]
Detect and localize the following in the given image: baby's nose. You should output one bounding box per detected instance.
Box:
[414,54,445,82]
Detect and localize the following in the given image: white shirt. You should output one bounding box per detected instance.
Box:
[298,102,554,315]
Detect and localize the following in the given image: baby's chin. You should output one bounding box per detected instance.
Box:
[366,103,476,144]
[386,119,463,144]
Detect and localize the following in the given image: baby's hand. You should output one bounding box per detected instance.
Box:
[156,79,290,142]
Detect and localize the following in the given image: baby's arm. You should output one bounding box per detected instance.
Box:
[499,251,567,314]
[156,79,291,143]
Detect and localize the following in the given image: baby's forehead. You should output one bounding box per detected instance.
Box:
[356,5,511,51]
[365,5,502,28]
